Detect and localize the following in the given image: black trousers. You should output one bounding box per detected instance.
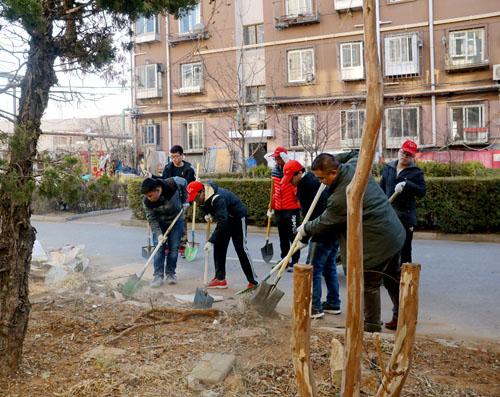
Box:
[213,216,257,284]
[400,223,414,264]
[275,209,301,266]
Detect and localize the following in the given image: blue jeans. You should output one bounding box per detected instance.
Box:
[152,218,184,278]
[307,241,341,311]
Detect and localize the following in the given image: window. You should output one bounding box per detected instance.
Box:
[136,64,162,99]
[340,42,364,80]
[135,15,159,43]
[143,124,160,145]
[287,48,315,83]
[182,121,204,151]
[449,28,486,68]
[341,110,365,146]
[334,0,363,10]
[181,63,203,89]
[179,4,201,34]
[243,24,264,45]
[384,33,419,76]
[290,115,316,147]
[245,85,266,103]
[385,107,419,147]
[286,0,313,16]
[449,104,487,143]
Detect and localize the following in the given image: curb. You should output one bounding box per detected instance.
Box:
[32,207,128,223]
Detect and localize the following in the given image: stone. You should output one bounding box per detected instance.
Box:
[83,345,127,361]
[186,375,204,391]
[200,391,219,397]
[330,337,344,387]
[235,327,265,338]
[189,353,236,385]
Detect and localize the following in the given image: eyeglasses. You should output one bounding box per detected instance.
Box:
[170,154,182,159]
[399,150,415,158]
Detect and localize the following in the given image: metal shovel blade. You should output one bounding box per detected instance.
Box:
[193,287,214,309]
[184,243,199,262]
[141,245,153,259]
[121,274,141,297]
[260,240,273,263]
[249,281,284,316]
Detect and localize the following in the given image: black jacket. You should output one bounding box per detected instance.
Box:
[201,182,248,244]
[296,172,332,244]
[162,160,196,183]
[380,160,426,227]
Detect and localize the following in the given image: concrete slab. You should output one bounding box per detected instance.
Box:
[189,353,236,385]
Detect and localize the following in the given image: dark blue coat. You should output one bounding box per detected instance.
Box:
[380,160,426,227]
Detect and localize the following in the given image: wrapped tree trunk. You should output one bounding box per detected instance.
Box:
[342,0,384,396]
[291,264,317,397]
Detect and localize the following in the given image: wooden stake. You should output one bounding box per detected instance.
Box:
[342,1,384,396]
[291,264,317,397]
[376,264,421,397]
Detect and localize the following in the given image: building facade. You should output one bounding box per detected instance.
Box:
[131,0,500,171]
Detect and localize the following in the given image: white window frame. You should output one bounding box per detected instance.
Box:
[449,103,487,143]
[135,15,160,43]
[136,64,162,99]
[286,0,313,16]
[340,109,365,148]
[384,32,419,76]
[180,62,203,92]
[179,4,201,34]
[334,0,363,10]
[340,41,364,80]
[385,107,419,148]
[287,48,315,83]
[143,124,160,145]
[182,121,204,151]
[290,114,316,147]
[449,28,486,67]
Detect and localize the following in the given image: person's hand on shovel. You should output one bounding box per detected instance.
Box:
[204,241,213,252]
[266,209,274,218]
[296,224,308,240]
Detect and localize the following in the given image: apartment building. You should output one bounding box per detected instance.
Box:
[131,0,500,171]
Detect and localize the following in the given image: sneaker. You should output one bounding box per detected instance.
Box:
[286,265,294,273]
[179,246,186,259]
[322,302,341,315]
[384,316,398,331]
[150,276,164,288]
[246,282,258,290]
[207,278,228,289]
[311,308,324,319]
[364,322,382,333]
[165,274,177,285]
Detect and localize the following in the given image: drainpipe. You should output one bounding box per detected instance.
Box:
[375,0,384,157]
[429,0,437,148]
[166,15,173,152]
[130,40,138,168]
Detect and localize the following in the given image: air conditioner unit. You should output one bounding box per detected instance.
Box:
[493,64,500,81]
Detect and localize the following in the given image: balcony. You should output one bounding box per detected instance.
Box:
[341,66,364,81]
[135,32,160,44]
[228,129,274,139]
[453,128,488,145]
[275,12,320,30]
[169,29,209,45]
[173,85,204,96]
[444,56,489,73]
[136,87,162,100]
[340,138,361,149]
[334,0,363,11]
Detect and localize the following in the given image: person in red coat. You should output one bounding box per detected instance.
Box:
[267,146,301,271]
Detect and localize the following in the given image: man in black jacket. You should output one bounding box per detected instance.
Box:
[187,181,258,290]
[380,139,426,329]
[282,160,341,319]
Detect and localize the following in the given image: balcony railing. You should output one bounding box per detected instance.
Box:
[173,85,204,96]
[275,12,319,30]
[444,56,489,72]
[169,29,209,45]
[136,87,162,99]
[334,0,363,11]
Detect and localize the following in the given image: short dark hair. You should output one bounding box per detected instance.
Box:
[141,177,161,194]
[311,153,340,172]
[170,145,184,155]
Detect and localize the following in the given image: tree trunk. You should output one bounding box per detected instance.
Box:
[342,0,384,396]
[376,264,421,397]
[291,264,317,397]
[0,33,57,376]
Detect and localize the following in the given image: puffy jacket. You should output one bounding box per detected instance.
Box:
[304,155,405,269]
[380,160,426,227]
[271,164,300,211]
[162,160,196,183]
[201,182,248,245]
[143,177,187,235]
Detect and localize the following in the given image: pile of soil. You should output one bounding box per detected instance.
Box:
[3,282,499,397]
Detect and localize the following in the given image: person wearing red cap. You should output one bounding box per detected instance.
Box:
[282,160,341,319]
[186,180,258,290]
[268,146,301,271]
[380,139,426,329]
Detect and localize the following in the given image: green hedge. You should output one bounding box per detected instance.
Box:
[128,177,500,234]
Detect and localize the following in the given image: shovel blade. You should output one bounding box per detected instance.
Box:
[184,243,199,262]
[142,245,153,259]
[193,287,214,309]
[121,274,141,297]
[249,281,284,316]
[260,241,273,263]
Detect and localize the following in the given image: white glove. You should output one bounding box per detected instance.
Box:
[296,224,307,240]
[394,181,406,194]
[297,241,308,251]
[204,242,213,252]
[182,202,190,210]
[204,214,213,223]
[267,209,274,218]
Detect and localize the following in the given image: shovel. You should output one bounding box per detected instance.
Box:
[121,208,184,297]
[141,225,153,259]
[250,183,327,315]
[193,220,214,308]
[260,179,274,263]
[185,199,199,262]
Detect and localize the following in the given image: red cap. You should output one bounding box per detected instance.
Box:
[272,146,288,158]
[401,139,418,156]
[187,181,204,203]
[281,160,304,185]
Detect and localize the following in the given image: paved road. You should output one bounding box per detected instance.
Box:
[33,210,500,341]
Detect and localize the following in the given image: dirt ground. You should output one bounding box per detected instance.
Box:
[2,277,499,397]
